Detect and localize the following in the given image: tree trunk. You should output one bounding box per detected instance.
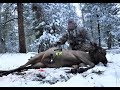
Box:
[90,20,94,42]
[98,22,101,47]
[107,31,112,49]
[80,3,85,27]
[97,14,101,47]
[0,3,6,53]
[17,3,26,53]
[0,30,6,53]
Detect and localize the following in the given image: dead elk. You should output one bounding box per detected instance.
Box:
[0,42,108,76]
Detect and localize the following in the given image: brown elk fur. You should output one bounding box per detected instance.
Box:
[0,42,108,76]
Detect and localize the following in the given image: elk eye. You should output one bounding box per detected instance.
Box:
[50,59,53,63]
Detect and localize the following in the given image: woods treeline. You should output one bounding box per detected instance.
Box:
[0,3,120,53]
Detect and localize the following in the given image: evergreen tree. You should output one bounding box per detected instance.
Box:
[17,3,26,53]
[81,3,120,48]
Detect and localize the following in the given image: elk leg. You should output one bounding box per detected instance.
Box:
[77,61,95,73]
[0,70,8,73]
[0,62,46,77]
[69,63,88,74]
[0,66,31,77]
[73,54,95,73]
[0,65,31,76]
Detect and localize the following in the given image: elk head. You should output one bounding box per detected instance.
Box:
[89,42,108,66]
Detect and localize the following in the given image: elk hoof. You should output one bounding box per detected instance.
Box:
[0,72,7,77]
[0,73,3,77]
[70,69,78,74]
[77,68,85,73]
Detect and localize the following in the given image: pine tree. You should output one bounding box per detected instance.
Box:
[17,3,26,53]
[81,3,120,48]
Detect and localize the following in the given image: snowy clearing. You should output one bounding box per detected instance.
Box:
[0,48,120,87]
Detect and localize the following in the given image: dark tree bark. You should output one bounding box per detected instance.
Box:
[118,39,120,47]
[97,14,101,47]
[17,3,26,53]
[80,3,85,27]
[0,30,6,53]
[107,31,112,49]
[0,3,6,53]
[90,20,94,41]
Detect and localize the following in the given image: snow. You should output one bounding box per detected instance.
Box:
[72,3,82,17]
[35,21,46,29]
[39,31,60,43]
[0,48,120,87]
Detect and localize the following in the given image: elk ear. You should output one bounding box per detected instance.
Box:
[90,42,93,46]
[90,42,97,47]
[93,43,97,47]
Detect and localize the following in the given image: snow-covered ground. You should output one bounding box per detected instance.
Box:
[0,48,120,87]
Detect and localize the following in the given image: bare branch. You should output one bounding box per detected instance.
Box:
[4,3,14,12]
[1,17,18,26]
